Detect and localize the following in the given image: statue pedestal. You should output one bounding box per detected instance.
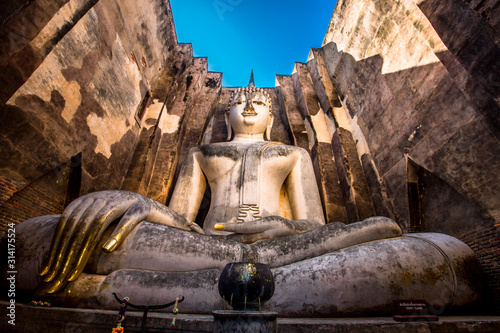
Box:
[212,310,278,333]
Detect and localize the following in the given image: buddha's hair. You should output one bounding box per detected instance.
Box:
[227,87,272,114]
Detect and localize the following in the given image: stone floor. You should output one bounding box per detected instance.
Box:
[1,301,499,332]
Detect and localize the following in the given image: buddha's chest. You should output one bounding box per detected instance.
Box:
[195,143,295,187]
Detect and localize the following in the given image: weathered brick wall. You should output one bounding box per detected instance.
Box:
[0,180,66,235]
[0,179,20,209]
[0,155,83,235]
[461,226,500,311]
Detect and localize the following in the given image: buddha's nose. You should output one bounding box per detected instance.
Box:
[244,100,254,111]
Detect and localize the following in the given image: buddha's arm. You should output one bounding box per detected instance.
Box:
[285,148,326,226]
[168,148,207,224]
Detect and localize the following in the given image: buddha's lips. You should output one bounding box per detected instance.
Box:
[241,111,257,116]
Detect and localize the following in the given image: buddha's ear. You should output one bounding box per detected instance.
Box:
[265,113,274,141]
[224,112,232,141]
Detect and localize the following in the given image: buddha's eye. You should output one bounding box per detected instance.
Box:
[253,100,265,106]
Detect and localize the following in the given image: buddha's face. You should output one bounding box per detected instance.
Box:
[228,91,270,135]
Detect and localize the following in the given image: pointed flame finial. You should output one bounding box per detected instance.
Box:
[247,69,255,87]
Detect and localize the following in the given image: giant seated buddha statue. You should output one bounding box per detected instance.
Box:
[11,84,482,316]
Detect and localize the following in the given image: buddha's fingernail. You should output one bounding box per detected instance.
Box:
[214,224,224,231]
[67,268,81,282]
[46,280,63,294]
[43,270,58,282]
[40,266,49,276]
[102,238,118,252]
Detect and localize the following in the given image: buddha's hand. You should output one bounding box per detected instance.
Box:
[215,216,321,244]
[39,190,203,293]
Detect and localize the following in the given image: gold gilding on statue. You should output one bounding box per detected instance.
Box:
[103,237,118,252]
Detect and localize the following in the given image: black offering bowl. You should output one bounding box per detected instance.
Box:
[218,262,275,310]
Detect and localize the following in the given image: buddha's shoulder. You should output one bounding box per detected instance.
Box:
[264,142,309,155]
[191,141,308,158]
[192,142,246,160]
